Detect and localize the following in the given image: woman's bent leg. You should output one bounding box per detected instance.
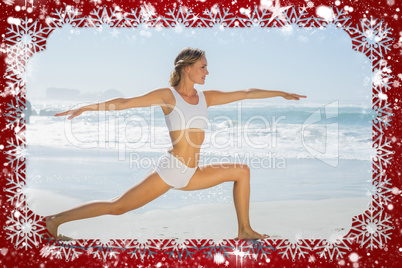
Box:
[46,170,171,237]
[179,163,266,240]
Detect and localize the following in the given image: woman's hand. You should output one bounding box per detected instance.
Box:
[55,107,86,120]
[283,93,307,100]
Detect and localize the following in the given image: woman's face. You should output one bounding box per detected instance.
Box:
[186,55,209,85]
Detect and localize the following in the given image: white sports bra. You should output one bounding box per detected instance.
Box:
[165,87,209,132]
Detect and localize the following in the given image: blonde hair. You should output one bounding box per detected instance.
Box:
[169,48,205,87]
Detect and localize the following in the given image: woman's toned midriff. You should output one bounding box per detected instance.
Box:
[168,129,205,168]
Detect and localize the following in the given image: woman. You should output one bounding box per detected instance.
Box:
[48,47,306,240]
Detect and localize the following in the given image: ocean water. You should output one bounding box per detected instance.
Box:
[26,99,374,160]
[25,99,374,212]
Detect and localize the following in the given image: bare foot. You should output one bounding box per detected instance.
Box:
[45,216,59,238]
[45,216,73,241]
[236,229,269,240]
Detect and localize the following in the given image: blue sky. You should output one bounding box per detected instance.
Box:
[27,23,372,104]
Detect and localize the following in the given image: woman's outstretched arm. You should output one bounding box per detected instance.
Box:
[204,88,307,107]
[55,88,169,120]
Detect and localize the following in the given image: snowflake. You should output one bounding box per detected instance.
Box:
[126,239,161,261]
[86,239,125,261]
[5,206,45,250]
[5,172,26,207]
[141,2,157,21]
[4,134,26,170]
[162,6,199,27]
[347,207,393,250]
[4,97,27,129]
[5,17,50,54]
[264,0,292,26]
[313,239,351,261]
[372,63,393,133]
[371,172,393,206]
[275,239,313,260]
[372,102,393,141]
[162,238,198,260]
[374,101,392,132]
[372,62,393,93]
[284,5,310,26]
[88,6,126,27]
[124,8,158,27]
[200,6,237,27]
[332,7,352,28]
[373,136,393,172]
[346,17,392,62]
[5,44,31,81]
[236,239,275,261]
[215,239,275,264]
[305,12,327,28]
[283,5,349,28]
[47,7,86,27]
[4,18,52,96]
[2,71,21,99]
[40,7,48,17]
[241,6,274,27]
[240,5,309,28]
[43,239,86,261]
[200,239,236,260]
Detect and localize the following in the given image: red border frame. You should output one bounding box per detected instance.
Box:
[1,0,401,267]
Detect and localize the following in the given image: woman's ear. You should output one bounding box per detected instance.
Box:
[183,65,190,74]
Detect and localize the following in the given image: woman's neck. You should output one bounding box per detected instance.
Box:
[175,80,196,97]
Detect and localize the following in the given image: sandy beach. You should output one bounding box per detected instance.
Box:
[24,187,369,241]
[24,145,371,241]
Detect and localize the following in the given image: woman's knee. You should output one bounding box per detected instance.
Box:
[235,163,250,181]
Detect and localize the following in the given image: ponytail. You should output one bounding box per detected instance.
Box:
[169,69,181,87]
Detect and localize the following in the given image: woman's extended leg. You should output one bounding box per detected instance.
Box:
[46,171,172,238]
[179,163,267,240]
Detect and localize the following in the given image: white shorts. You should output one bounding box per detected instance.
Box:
[153,152,197,189]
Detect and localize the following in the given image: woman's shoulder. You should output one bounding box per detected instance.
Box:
[145,87,172,97]
[129,87,174,105]
[149,87,171,93]
[149,87,174,104]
